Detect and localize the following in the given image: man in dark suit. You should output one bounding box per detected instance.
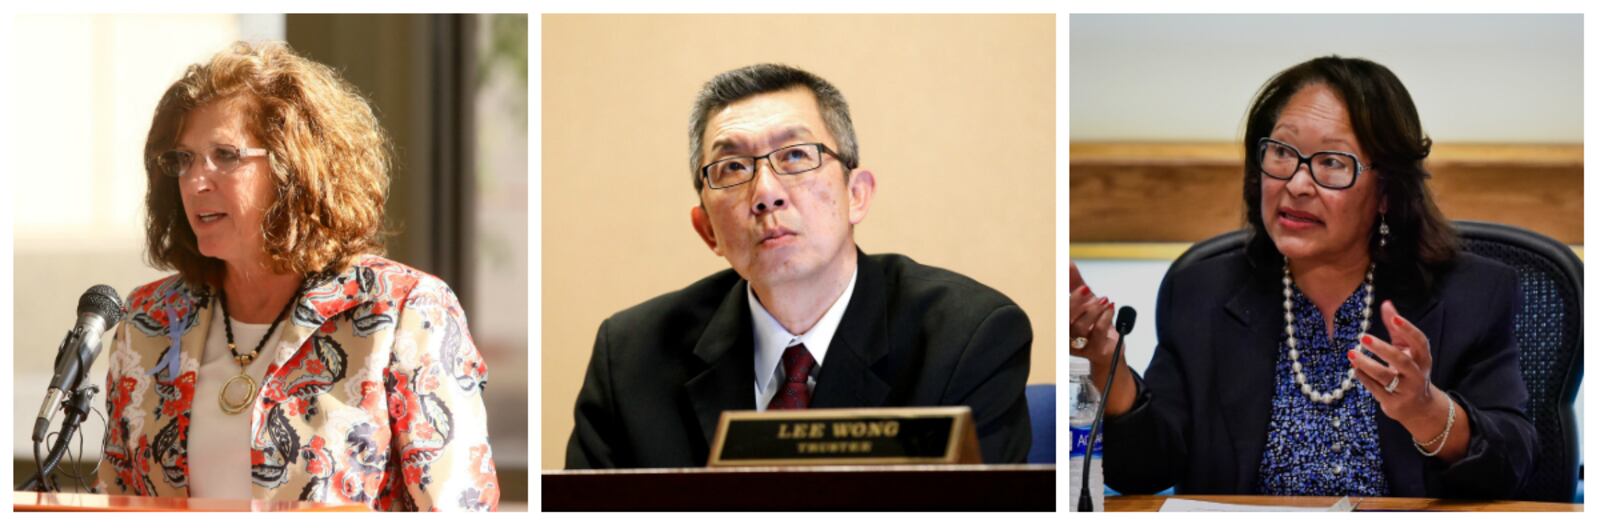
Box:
[566,64,1032,468]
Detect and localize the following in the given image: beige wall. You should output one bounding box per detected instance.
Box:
[541,14,1055,468]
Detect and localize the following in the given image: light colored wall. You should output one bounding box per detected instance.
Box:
[11,14,247,460]
[542,14,1056,469]
[1070,14,1583,142]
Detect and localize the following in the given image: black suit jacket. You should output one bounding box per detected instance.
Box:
[566,249,1032,468]
[1104,251,1537,498]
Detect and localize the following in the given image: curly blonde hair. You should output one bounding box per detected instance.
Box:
[144,41,391,288]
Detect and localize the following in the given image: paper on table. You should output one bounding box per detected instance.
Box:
[1157,496,1355,512]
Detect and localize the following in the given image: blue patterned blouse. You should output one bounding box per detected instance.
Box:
[1256,283,1391,496]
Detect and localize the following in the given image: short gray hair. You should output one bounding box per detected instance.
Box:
[688,63,859,193]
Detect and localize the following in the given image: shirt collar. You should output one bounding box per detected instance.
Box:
[749,266,859,397]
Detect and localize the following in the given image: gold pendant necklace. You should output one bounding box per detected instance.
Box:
[220,371,259,414]
[218,283,301,415]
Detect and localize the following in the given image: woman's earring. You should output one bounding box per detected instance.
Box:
[1379,214,1390,247]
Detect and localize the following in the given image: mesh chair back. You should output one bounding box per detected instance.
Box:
[1455,221,1583,502]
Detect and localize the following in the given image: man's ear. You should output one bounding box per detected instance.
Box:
[846,168,876,226]
[690,204,723,255]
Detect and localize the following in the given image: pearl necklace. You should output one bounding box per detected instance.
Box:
[1283,262,1374,405]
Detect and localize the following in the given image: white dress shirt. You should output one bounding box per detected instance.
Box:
[188,308,279,499]
[748,267,858,411]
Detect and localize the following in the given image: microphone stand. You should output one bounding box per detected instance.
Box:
[1077,318,1131,512]
[19,385,100,492]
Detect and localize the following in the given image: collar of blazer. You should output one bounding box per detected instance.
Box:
[113,256,418,496]
[683,247,894,447]
[126,257,415,373]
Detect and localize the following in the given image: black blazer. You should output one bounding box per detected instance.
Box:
[1104,252,1537,498]
[566,249,1033,468]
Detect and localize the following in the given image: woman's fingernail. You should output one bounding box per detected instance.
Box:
[1099,297,1110,306]
[1392,316,1404,326]
[1360,334,1372,345]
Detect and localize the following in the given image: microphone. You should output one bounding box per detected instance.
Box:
[1115,306,1136,335]
[1078,306,1136,512]
[33,285,123,443]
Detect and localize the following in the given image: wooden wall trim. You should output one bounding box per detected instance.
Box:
[1069,142,1584,244]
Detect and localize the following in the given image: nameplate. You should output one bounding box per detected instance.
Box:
[707,407,981,467]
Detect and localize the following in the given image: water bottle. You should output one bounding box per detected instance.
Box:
[1069,356,1104,512]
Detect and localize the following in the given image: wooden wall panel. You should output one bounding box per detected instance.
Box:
[1070,143,1583,244]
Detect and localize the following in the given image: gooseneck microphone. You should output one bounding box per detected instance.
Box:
[33,285,123,443]
[1078,306,1136,512]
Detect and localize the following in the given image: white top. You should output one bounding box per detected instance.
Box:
[187,307,281,499]
[748,267,858,411]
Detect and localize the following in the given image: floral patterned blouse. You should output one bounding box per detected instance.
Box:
[1256,283,1389,496]
[95,255,499,511]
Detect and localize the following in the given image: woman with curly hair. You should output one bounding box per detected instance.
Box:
[96,41,498,511]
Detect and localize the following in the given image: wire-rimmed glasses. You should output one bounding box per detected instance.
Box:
[700,143,841,190]
[157,144,269,179]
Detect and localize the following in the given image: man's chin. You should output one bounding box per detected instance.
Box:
[736,254,812,284]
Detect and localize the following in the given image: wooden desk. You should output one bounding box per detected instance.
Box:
[544,464,1054,511]
[13,491,372,512]
[1106,494,1584,512]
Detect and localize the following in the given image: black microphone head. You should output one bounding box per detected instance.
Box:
[78,285,123,323]
[1115,306,1137,334]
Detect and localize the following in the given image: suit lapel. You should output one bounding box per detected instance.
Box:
[684,281,757,446]
[1373,280,1442,496]
[1218,272,1279,492]
[811,249,892,408]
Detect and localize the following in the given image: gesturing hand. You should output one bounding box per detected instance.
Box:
[1346,300,1465,459]
[1346,300,1436,421]
[1068,262,1118,369]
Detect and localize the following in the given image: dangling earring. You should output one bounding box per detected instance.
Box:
[1378,214,1390,247]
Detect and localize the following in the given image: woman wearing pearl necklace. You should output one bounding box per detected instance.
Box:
[1069,56,1535,498]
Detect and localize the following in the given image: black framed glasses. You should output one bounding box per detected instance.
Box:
[700,143,840,190]
[157,144,269,179]
[1256,137,1372,190]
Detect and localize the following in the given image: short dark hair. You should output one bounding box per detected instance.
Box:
[1242,56,1458,291]
[687,63,859,193]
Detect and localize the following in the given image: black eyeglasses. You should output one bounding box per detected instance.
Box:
[1257,137,1372,190]
[700,143,841,190]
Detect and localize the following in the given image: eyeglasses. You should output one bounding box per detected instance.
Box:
[1256,137,1372,190]
[700,143,840,190]
[157,145,269,179]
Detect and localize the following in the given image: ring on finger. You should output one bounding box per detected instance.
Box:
[1384,374,1400,394]
[1071,337,1089,350]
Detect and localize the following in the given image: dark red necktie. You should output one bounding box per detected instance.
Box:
[767,344,817,410]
